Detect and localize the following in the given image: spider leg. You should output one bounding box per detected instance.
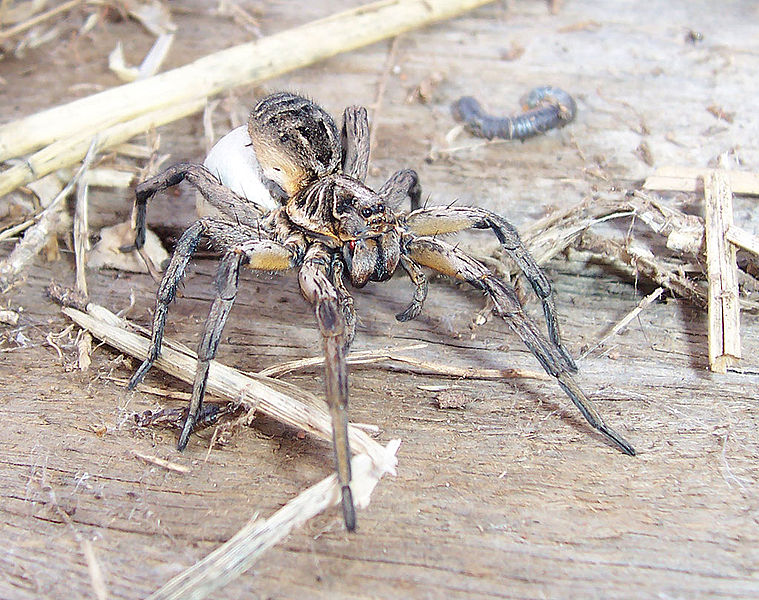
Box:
[128,218,299,447]
[299,244,356,531]
[405,205,576,373]
[128,219,207,388]
[379,169,422,212]
[405,236,635,456]
[341,106,370,181]
[331,255,357,351]
[396,255,428,322]
[123,162,267,252]
[178,250,244,450]
[179,237,299,450]
[340,105,422,213]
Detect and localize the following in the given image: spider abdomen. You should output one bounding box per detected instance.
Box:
[248,92,342,197]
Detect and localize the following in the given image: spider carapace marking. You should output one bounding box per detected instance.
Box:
[125,92,635,532]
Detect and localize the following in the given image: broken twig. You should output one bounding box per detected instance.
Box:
[132,450,191,474]
[0,139,98,290]
[580,287,664,359]
[703,170,741,372]
[146,442,400,600]
[61,303,394,469]
[643,166,759,196]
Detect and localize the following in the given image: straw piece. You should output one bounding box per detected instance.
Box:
[703,170,741,373]
[382,354,550,381]
[726,225,759,257]
[81,168,136,188]
[132,450,192,474]
[0,0,494,165]
[0,140,97,289]
[643,166,759,196]
[146,441,400,600]
[61,304,393,469]
[0,0,83,42]
[258,343,548,381]
[0,100,204,198]
[579,287,664,359]
[258,343,427,377]
[73,179,89,297]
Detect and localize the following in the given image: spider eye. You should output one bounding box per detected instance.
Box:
[360,207,373,219]
[376,203,385,213]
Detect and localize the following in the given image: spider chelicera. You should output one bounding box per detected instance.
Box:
[124,92,635,531]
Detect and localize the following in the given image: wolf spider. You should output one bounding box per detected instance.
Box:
[124,92,635,532]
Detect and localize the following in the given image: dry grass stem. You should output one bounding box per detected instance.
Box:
[113,143,153,159]
[0,217,37,242]
[385,354,550,381]
[577,231,710,308]
[132,450,192,474]
[61,303,394,469]
[643,166,759,196]
[258,343,548,381]
[0,100,204,198]
[146,442,400,600]
[0,139,98,289]
[703,171,741,372]
[726,225,759,257]
[74,179,90,297]
[580,287,664,359]
[0,0,83,41]
[524,206,635,266]
[81,168,135,188]
[257,343,427,377]
[81,538,108,600]
[0,0,495,167]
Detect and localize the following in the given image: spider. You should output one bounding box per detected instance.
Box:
[124,92,635,532]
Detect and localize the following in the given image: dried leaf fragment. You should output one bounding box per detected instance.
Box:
[88,220,168,273]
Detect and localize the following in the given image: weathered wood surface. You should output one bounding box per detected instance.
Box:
[1,1,758,599]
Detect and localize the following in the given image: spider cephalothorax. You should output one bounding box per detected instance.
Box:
[125,91,634,533]
[287,174,394,244]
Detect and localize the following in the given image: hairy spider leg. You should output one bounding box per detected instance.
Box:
[405,205,577,373]
[406,236,635,456]
[127,218,299,448]
[178,251,244,450]
[341,106,370,182]
[299,243,356,531]
[340,103,423,213]
[331,256,357,352]
[396,254,428,322]
[128,219,205,388]
[341,102,422,212]
[379,169,422,212]
[122,163,268,253]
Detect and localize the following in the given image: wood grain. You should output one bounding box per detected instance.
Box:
[1,1,758,599]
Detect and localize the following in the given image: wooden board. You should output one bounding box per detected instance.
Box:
[2,1,758,598]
